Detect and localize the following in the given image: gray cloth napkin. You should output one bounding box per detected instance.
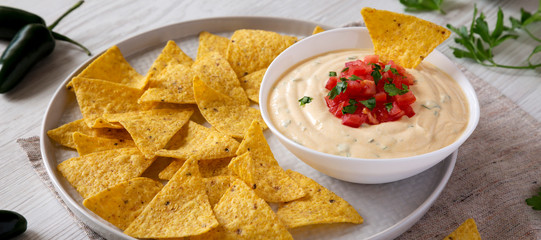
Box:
[17,136,106,240]
[18,64,541,240]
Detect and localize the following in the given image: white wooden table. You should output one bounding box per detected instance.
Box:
[1,0,539,239]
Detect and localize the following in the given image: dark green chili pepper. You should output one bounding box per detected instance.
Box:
[0,1,91,93]
[0,210,27,239]
[0,24,55,93]
[0,6,45,40]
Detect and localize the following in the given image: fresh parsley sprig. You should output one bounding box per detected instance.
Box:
[399,0,445,14]
[526,187,541,210]
[509,1,541,43]
[447,4,541,69]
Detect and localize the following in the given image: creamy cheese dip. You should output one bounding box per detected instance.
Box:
[268,49,469,158]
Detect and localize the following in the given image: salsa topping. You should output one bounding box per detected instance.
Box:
[324,55,416,128]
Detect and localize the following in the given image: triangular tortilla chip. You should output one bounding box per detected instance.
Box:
[109,108,193,158]
[235,120,273,160]
[47,119,132,149]
[158,157,232,180]
[69,45,146,89]
[193,76,266,138]
[228,151,305,203]
[190,179,293,240]
[139,63,196,104]
[226,29,297,78]
[82,177,163,230]
[196,31,230,60]
[124,158,219,238]
[73,132,135,156]
[143,40,193,86]
[192,51,250,106]
[443,218,482,240]
[57,148,155,198]
[360,7,450,68]
[47,119,93,149]
[202,175,236,208]
[276,170,364,228]
[71,77,154,128]
[312,25,325,35]
[239,67,266,103]
[156,121,239,161]
[228,121,305,202]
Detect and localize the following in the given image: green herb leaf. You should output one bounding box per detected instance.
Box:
[360,97,376,110]
[348,74,361,81]
[526,187,541,210]
[329,71,337,77]
[327,79,348,99]
[342,67,349,72]
[447,4,541,69]
[384,83,409,96]
[342,99,358,114]
[383,64,392,72]
[385,102,394,112]
[370,63,382,85]
[298,96,313,106]
[399,0,445,14]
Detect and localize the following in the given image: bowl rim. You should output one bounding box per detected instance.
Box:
[259,26,480,163]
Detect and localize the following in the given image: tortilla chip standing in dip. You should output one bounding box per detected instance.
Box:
[361,7,450,68]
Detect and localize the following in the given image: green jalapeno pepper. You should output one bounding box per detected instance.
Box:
[0,6,45,40]
[0,1,91,93]
[0,24,55,93]
[0,210,27,239]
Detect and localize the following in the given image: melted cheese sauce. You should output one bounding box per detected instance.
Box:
[268,49,469,158]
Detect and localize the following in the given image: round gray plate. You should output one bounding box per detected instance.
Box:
[40,16,456,240]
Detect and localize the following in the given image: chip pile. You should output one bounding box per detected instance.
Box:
[48,26,364,239]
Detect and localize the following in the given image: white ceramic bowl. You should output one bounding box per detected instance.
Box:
[259,27,480,184]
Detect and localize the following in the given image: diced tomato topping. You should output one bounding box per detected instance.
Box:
[324,54,417,127]
[325,77,338,90]
[341,114,366,128]
[364,55,379,64]
[394,91,416,107]
[374,91,387,104]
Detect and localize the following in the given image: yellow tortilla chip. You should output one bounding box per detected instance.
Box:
[139,63,196,104]
[156,121,239,161]
[69,45,146,89]
[47,119,93,149]
[193,76,266,138]
[192,51,250,106]
[202,175,235,207]
[228,151,305,203]
[47,119,132,149]
[143,40,193,86]
[276,170,364,228]
[226,29,297,78]
[228,121,305,202]
[110,108,193,158]
[73,132,135,156]
[71,77,154,128]
[159,157,232,180]
[82,177,163,230]
[239,67,266,103]
[57,148,155,198]
[190,179,293,240]
[124,158,218,238]
[312,25,325,35]
[443,218,482,240]
[235,120,272,159]
[196,31,230,60]
[360,7,450,68]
